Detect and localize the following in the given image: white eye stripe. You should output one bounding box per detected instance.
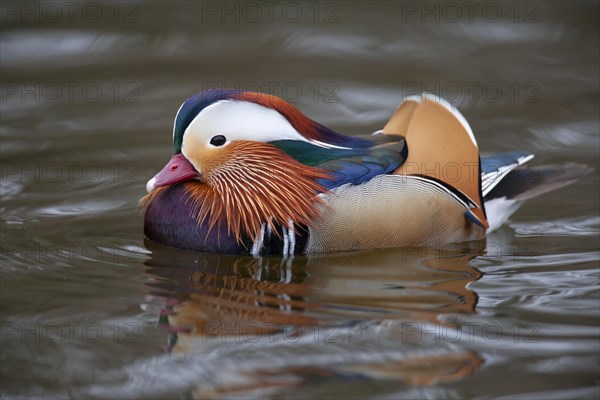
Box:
[184,100,310,144]
[181,99,354,153]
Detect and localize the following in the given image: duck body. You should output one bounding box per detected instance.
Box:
[144,174,484,255]
[142,90,589,255]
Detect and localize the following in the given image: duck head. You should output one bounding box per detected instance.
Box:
[144,89,367,243]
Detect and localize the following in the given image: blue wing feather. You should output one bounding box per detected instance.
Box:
[270,136,406,190]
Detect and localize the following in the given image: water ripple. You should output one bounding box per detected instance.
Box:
[511,216,600,237]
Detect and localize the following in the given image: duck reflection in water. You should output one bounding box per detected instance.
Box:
[144,240,486,397]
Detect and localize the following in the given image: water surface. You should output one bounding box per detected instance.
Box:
[1,1,599,398]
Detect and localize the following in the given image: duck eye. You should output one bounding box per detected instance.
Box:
[210,135,227,147]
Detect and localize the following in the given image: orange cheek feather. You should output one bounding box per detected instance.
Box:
[151,141,330,244]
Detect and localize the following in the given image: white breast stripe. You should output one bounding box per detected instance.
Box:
[282,226,289,257]
[251,223,266,257]
[288,220,296,255]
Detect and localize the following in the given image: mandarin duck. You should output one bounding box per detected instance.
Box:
[142,90,589,255]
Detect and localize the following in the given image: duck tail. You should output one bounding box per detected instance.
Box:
[485,162,593,201]
[483,162,592,232]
